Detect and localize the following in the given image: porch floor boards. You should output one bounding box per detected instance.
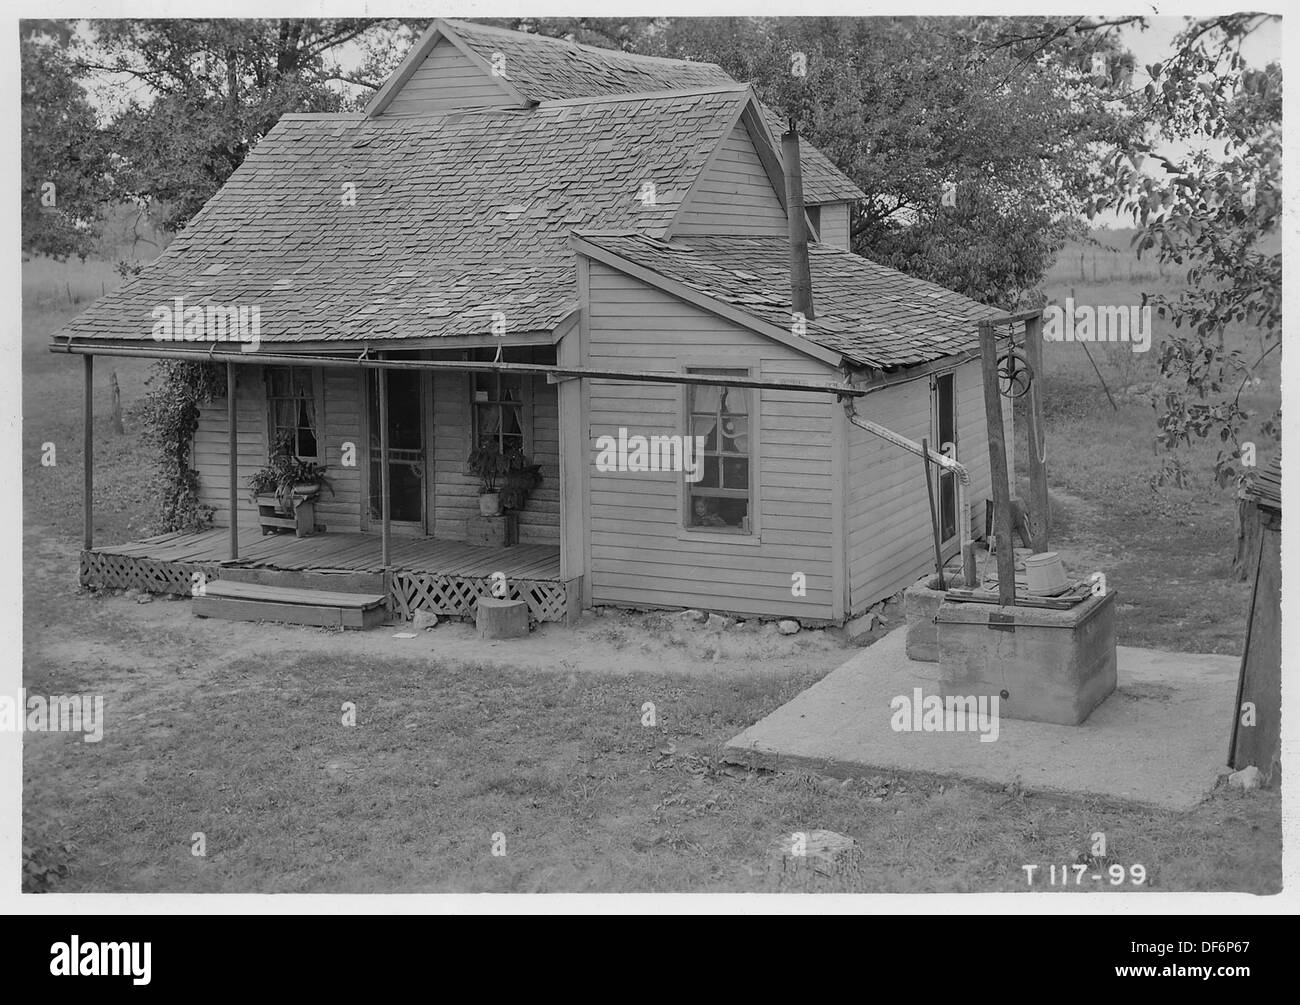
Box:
[93,528,562,581]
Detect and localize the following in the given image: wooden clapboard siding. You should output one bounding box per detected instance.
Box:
[815,201,851,250]
[194,366,268,528]
[844,376,930,614]
[316,369,362,532]
[844,357,1008,614]
[432,370,475,539]
[384,37,507,115]
[674,122,788,236]
[519,379,560,545]
[584,261,838,619]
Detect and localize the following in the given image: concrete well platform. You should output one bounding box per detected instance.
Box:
[724,627,1239,811]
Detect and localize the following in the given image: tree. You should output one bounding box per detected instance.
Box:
[604,17,1144,309]
[1091,16,1280,491]
[21,24,114,260]
[81,18,419,232]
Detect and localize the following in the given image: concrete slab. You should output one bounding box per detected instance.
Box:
[725,627,1239,811]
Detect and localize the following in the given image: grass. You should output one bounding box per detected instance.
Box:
[22,643,1281,893]
[20,238,1283,895]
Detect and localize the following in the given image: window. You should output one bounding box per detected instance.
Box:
[686,368,751,533]
[266,366,321,460]
[472,371,526,453]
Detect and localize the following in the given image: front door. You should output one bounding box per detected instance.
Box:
[932,371,958,551]
[368,369,426,532]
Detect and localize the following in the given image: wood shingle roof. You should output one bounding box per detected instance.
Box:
[442,19,737,101]
[55,90,753,345]
[574,231,1006,369]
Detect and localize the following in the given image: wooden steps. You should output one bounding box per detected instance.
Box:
[192,580,388,630]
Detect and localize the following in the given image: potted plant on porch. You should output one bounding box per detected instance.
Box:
[466,441,542,546]
[248,435,333,536]
[467,440,510,516]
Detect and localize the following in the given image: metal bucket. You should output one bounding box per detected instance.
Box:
[1024,551,1068,595]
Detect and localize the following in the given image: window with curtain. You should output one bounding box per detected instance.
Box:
[472,371,525,453]
[686,367,751,532]
[266,366,320,460]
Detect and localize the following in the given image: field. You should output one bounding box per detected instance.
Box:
[20,233,1282,894]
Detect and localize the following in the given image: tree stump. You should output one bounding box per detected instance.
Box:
[476,597,529,639]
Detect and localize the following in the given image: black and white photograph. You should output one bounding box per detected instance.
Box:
[6,2,1292,926]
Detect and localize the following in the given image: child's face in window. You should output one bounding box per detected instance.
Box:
[693,498,710,518]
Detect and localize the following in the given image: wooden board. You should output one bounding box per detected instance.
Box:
[942,582,1090,610]
[202,580,386,609]
[193,595,384,629]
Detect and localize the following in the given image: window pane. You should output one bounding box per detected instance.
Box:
[691,385,721,413]
[720,415,748,452]
[689,493,726,527]
[722,457,748,490]
[697,456,719,488]
[720,387,747,416]
[716,497,748,528]
[692,414,718,449]
[502,404,522,437]
[476,404,500,438]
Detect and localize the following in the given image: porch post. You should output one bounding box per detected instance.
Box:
[83,354,93,550]
[1022,313,1049,553]
[979,321,1017,606]
[379,366,391,568]
[227,361,238,560]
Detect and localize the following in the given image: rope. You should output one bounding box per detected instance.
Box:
[1029,369,1047,465]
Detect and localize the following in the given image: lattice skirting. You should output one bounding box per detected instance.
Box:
[81,551,570,623]
[80,550,221,597]
[390,572,568,623]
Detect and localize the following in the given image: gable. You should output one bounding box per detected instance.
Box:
[383,35,512,115]
[674,121,789,237]
[814,202,851,250]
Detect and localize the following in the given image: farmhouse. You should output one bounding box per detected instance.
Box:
[52,18,1015,626]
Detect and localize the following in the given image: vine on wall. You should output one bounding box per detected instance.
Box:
[140,360,226,533]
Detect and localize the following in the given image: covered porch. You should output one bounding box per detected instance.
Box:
[81,528,572,622]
